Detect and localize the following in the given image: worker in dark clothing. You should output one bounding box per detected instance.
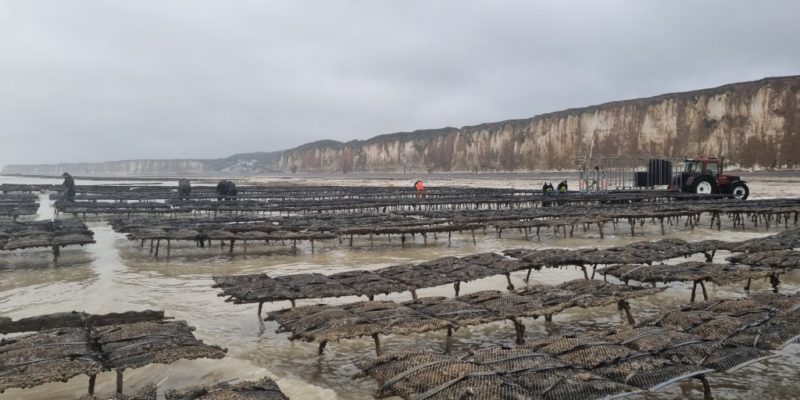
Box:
[543,182,555,196]
[542,182,555,207]
[216,180,227,201]
[177,178,192,200]
[557,180,568,193]
[592,166,601,192]
[62,172,76,202]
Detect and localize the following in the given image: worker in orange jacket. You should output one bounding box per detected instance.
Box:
[414,180,425,199]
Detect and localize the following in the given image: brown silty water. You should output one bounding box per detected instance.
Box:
[1,173,799,399]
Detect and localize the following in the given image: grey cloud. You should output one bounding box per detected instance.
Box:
[0,0,798,165]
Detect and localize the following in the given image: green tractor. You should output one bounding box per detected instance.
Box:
[668,157,749,200]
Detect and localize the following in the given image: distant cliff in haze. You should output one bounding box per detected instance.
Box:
[1,152,282,177]
[2,159,210,176]
[4,76,799,176]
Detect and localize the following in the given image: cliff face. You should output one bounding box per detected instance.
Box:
[277,76,800,172]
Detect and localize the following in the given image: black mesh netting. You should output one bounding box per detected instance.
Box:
[266,280,658,345]
[0,328,98,393]
[355,352,531,400]
[503,369,639,400]
[76,384,158,400]
[164,377,289,400]
[355,293,800,400]
[0,311,227,393]
[93,320,226,369]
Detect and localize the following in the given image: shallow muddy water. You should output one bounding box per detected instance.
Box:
[1,174,800,399]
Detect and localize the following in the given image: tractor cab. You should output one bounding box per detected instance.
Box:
[669,157,749,199]
[682,159,719,176]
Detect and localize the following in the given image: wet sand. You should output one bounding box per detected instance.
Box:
[1,173,799,399]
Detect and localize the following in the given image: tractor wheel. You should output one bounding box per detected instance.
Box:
[692,176,718,195]
[730,181,749,200]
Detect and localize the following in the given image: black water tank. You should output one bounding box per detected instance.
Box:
[634,171,650,187]
[647,159,672,185]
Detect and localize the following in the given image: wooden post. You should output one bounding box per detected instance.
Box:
[697,375,713,400]
[511,317,526,345]
[116,369,124,394]
[88,374,97,395]
[618,300,636,325]
[770,274,780,293]
[372,333,381,356]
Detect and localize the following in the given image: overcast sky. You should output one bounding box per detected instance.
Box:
[1,0,798,166]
